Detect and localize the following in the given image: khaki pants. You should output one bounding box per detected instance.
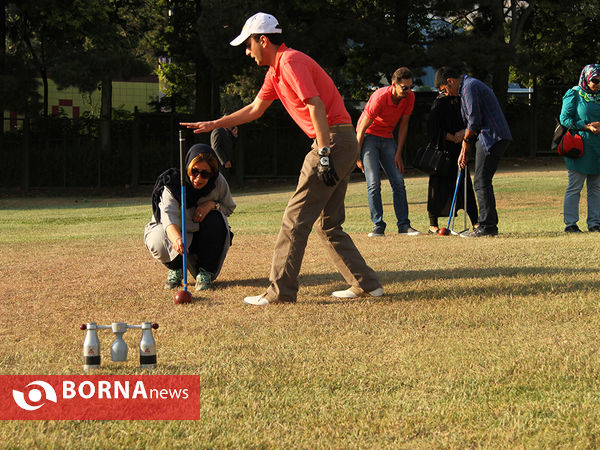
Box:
[265,124,381,302]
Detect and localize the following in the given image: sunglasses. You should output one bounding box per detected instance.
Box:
[590,77,600,84]
[190,168,212,179]
[245,36,261,50]
[399,85,411,92]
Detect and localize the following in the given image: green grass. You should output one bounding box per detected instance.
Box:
[2,160,600,447]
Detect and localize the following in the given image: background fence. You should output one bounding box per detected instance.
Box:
[0,87,567,191]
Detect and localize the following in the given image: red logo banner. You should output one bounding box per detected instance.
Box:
[0,375,201,420]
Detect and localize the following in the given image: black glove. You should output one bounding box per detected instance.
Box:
[317,147,339,187]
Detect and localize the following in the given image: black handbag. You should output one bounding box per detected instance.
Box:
[550,118,568,152]
[413,133,452,176]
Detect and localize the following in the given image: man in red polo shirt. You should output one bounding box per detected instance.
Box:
[181,12,382,305]
[356,67,421,237]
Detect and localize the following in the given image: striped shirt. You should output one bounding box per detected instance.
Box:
[459,75,512,153]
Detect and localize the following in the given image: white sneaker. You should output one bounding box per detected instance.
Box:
[243,294,270,306]
[331,286,384,299]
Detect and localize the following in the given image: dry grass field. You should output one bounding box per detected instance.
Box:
[2,159,600,447]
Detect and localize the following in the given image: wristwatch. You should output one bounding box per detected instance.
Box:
[463,136,476,144]
[318,147,331,166]
[318,147,331,156]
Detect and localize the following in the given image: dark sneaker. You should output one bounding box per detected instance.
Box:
[195,268,213,291]
[398,226,422,236]
[565,225,582,233]
[164,269,183,289]
[368,227,385,237]
[588,225,600,232]
[460,227,498,238]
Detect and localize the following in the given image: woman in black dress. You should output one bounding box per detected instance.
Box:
[427,94,478,233]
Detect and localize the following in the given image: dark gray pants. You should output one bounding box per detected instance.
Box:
[474,139,510,233]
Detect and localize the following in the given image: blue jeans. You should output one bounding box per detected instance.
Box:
[473,139,509,233]
[564,170,600,229]
[361,134,410,232]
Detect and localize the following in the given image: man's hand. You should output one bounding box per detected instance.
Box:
[459,132,476,168]
[458,143,470,169]
[181,98,272,136]
[317,147,339,186]
[395,152,405,173]
[356,159,365,173]
[180,121,217,134]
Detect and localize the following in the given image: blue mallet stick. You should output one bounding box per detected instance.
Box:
[446,167,463,231]
[178,130,188,292]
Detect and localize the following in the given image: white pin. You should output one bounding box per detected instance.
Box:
[110,322,129,362]
[80,322,158,370]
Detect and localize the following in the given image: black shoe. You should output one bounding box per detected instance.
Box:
[368,226,385,237]
[398,226,422,236]
[589,225,600,232]
[460,227,498,238]
[564,225,582,233]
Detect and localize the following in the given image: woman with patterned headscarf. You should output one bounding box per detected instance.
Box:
[560,64,600,233]
[144,144,236,291]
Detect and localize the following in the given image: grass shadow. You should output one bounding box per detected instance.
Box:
[315,266,600,304]
[220,266,600,303]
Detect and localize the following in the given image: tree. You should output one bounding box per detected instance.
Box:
[428,0,534,107]
[6,0,63,117]
[2,2,41,116]
[514,0,600,87]
[151,0,260,117]
[1,0,5,137]
[49,1,155,154]
[154,0,435,117]
[334,0,431,99]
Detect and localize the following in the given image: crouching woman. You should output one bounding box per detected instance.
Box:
[144,143,236,291]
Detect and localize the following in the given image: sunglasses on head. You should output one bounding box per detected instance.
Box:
[590,77,600,84]
[190,168,212,179]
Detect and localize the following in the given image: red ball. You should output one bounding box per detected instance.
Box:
[438,227,450,236]
[174,290,192,304]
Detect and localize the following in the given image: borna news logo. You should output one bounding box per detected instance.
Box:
[12,380,58,411]
[1,375,201,420]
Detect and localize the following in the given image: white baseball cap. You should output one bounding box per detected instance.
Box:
[230,12,282,47]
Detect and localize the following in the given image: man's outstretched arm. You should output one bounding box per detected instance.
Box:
[181,96,273,134]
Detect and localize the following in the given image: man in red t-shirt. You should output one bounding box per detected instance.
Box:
[356,67,421,237]
[182,12,382,305]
